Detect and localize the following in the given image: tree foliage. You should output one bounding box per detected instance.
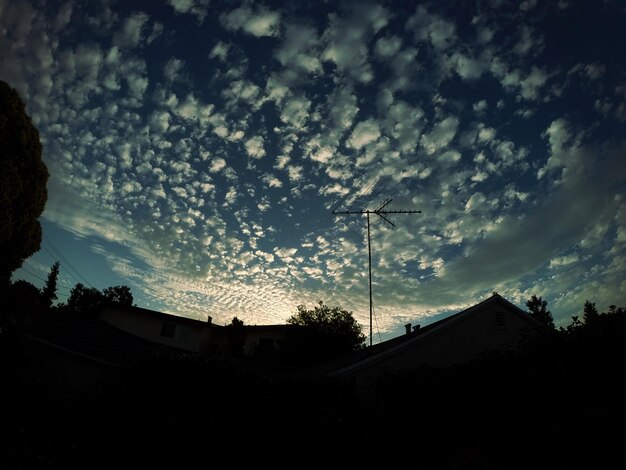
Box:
[526,294,555,329]
[40,261,60,309]
[64,283,134,316]
[67,283,104,316]
[102,285,133,306]
[287,301,365,363]
[0,80,48,282]
[583,300,599,325]
[226,316,246,357]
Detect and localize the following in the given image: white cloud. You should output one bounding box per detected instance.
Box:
[209,157,226,173]
[221,6,281,37]
[280,95,311,128]
[224,186,238,206]
[322,4,389,83]
[584,63,606,80]
[274,247,298,261]
[374,35,402,58]
[421,116,459,154]
[262,174,283,188]
[347,119,381,149]
[276,24,321,74]
[519,66,549,100]
[167,0,209,23]
[465,192,486,212]
[329,85,360,133]
[440,149,462,164]
[310,146,334,164]
[449,52,485,80]
[513,25,543,57]
[477,126,496,143]
[113,12,150,49]
[209,41,230,61]
[287,165,303,182]
[519,0,538,11]
[549,254,579,268]
[245,135,266,159]
[406,6,456,51]
[538,118,573,178]
[164,58,184,81]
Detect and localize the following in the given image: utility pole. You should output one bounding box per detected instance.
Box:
[332,198,421,348]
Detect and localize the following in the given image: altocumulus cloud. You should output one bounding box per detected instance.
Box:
[3,0,626,337]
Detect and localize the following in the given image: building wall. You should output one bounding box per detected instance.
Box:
[349,303,537,378]
[100,306,210,353]
[242,327,291,356]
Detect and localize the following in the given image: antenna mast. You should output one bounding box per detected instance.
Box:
[332,195,421,348]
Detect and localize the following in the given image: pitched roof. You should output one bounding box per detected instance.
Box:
[329,293,542,376]
[102,302,219,328]
[27,318,192,367]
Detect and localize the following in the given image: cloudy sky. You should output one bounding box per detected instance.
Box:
[3,0,626,339]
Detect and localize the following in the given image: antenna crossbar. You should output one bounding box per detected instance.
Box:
[332,200,421,348]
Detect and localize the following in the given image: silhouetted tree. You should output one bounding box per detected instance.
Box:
[102,285,133,306]
[583,300,599,325]
[287,301,365,363]
[40,261,60,310]
[6,279,41,312]
[67,283,104,316]
[0,80,49,283]
[526,295,554,328]
[226,316,246,357]
[1,279,41,331]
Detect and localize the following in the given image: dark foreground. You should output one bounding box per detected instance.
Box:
[2,317,624,469]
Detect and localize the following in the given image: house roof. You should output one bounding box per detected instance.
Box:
[241,324,294,332]
[328,293,542,376]
[101,302,221,328]
[27,317,192,367]
[102,302,293,331]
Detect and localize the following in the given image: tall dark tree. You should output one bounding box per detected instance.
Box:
[226,316,246,357]
[287,301,365,363]
[41,261,60,309]
[102,285,133,306]
[583,300,599,325]
[67,283,104,316]
[0,81,49,283]
[526,295,555,329]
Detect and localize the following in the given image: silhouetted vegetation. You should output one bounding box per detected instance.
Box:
[2,295,624,467]
[526,294,555,328]
[59,283,134,317]
[0,80,48,283]
[40,261,60,310]
[286,301,365,363]
[582,299,599,325]
[102,285,133,306]
[372,298,626,468]
[225,316,246,357]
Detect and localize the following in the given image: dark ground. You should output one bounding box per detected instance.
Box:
[2,313,625,469]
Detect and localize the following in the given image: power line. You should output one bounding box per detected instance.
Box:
[42,234,94,288]
[373,304,382,344]
[18,266,48,283]
[21,262,73,294]
[37,244,81,287]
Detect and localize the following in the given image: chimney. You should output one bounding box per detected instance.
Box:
[405,323,412,335]
[207,315,212,325]
[413,324,420,332]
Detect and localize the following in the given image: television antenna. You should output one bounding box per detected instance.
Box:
[331,179,421,348]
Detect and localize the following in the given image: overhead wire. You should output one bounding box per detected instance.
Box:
[42,233,94,288]
[331,176,363,213]
[373,304,382,344]
[22,261,73,293]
